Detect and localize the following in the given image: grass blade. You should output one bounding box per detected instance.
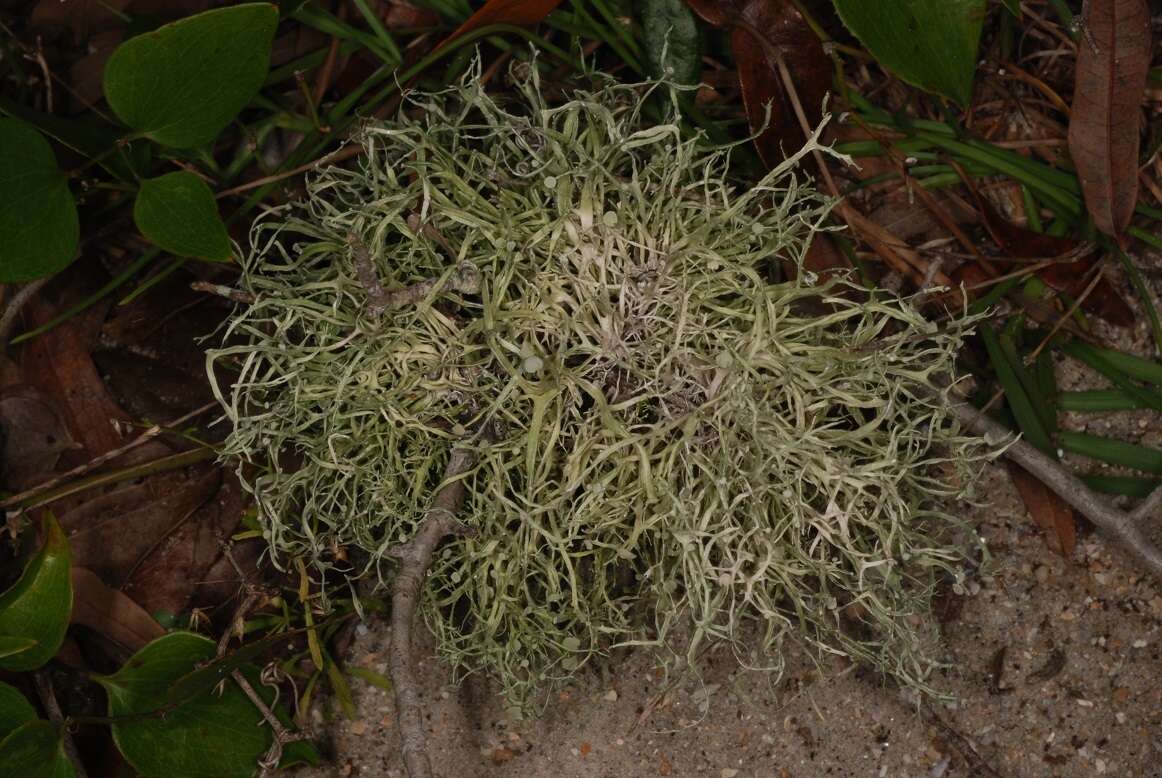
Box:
[1059,430,1162,473]
[981,325,1055,454]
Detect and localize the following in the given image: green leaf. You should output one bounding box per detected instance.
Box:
[0,636,38,660]
[0,98,150,183]
[0,720,75,778]
[831,0,985,106]
[640,0,700,86]
[102,4,279,149]
[97,632,313,778]
[133,172,232,261]
[0,514,73,671]
[0,681,37,741]
[0,119,79,282]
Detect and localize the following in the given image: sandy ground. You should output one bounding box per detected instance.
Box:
[294,461,1162,778]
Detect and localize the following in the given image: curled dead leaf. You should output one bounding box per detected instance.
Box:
[1067,0,1152,241]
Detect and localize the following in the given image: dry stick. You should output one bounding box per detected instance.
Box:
[215,547,306,778]
[389,446,477,778]
[34,670,89,778]
[0,401,218,512]
[952,400,1162,579]
[216,144,364,199]
[190,281,256,304]
[348,231,482,318]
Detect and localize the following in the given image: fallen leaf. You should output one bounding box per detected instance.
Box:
[123,469,247,615]
[1067,0,1152,241]
[59,466,221,587]
[0,386,77,491]
[69,567,164,651]
[1008,462,1077,557]
[970,185,1133,326]
[20,295,132,458]
[688,0,831,167]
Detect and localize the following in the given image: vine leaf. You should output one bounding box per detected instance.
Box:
[96,632,317,777]
[0,119,79,282]
[831,0,985,106]
[0,720,75,778]
[1067,0,1151,241]
[0,681,37,740]
[102,4,278,149]
[0,514,73,672]
[133,172,232,261]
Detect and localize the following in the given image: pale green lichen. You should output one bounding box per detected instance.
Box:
[209,68,993,707]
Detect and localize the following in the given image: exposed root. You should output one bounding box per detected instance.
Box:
[389,446,476,778]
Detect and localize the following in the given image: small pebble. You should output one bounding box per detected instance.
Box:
[604,689,619,702]
[720,770,739,778]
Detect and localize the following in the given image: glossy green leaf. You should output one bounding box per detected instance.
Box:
[98,632,315,778]
[0,681,37,740]
[0,720,74,778]
[640,0,700,86]
[0,515,73,671]
[0,119,78,282]
[133,172,231,261]
[102,4,279,148]
[831,0,985,105]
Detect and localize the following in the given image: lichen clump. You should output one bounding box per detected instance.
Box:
[210,70,988,705]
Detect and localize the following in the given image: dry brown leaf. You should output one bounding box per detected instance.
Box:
[70,566,164,651]
[1008,462,1077,557]
[124,469,247,615]
[60,466,222,586]
[0,385,77,491]
[21,296,132,459]
[1067,0,1152,241]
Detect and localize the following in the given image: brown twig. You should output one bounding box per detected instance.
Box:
[231,667,309,777]
[952,399,1162,578]
[0,402,217,512]
[348,231,481,318]
[34,670,90,778]
[191,281,256,304]
[214,550,304,777]
[389,446,477,778]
